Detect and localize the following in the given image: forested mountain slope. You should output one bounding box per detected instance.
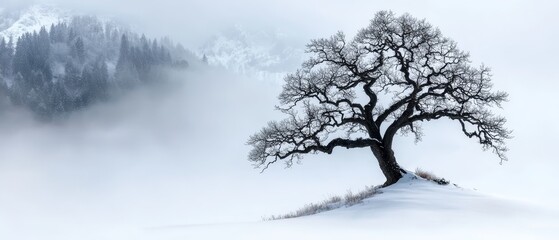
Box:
[0,15,189,117]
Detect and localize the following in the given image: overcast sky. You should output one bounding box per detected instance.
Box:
[1,1,558,239]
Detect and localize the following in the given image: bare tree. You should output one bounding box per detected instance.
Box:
[247,11,510,186]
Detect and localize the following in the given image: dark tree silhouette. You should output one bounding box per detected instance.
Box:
[247,11,511,186]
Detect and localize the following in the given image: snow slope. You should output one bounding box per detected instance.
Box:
[0,4,70,42]
[143,174,559,240]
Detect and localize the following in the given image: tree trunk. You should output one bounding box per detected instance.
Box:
[370,146,405,187]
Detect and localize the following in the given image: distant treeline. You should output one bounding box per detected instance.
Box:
[0,16,189,117]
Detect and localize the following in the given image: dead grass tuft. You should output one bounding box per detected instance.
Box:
[265,185,381,221]
[415,168,449,185]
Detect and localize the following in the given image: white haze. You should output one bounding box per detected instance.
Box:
[0,66,388,239]
[1,0,559,239]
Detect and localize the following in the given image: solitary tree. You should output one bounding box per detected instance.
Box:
[247,11,510,186]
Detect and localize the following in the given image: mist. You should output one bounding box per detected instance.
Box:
[1,0,558,239]
[0,64,387,239]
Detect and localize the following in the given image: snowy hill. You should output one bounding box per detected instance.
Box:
[0,4,70,42]
[144,175,559,240]
[198,25,304,81]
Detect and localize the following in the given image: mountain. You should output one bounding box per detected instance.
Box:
[198,25,305,81]
[0,5,189,118]
[0,4,70,43]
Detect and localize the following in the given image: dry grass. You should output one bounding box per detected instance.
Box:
[415,168,449,185]
[265,185,381,221]
[343,185,379,206]
[415,168,438,180]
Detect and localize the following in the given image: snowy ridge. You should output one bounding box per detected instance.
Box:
[198,25,304,81]
[0,4,70,42]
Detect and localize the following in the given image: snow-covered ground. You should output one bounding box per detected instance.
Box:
[142,174,558,240]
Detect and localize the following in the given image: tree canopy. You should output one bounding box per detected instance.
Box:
[248,11,511,185]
